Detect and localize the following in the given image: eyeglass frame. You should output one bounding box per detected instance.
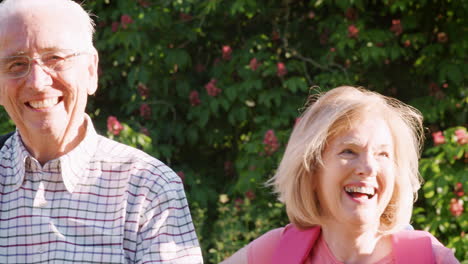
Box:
[0,50,91,79]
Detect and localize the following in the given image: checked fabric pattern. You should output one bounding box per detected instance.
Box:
[0,116,203,263]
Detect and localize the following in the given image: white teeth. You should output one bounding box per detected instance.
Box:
[28,98,59,109]
[344,186,375,196]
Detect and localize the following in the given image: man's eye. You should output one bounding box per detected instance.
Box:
[43,54,66,63]
[7,60,29,71]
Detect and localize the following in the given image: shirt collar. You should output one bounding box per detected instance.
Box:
[0,129,29,193]
[0,114,98,193]
[59,115,98,193]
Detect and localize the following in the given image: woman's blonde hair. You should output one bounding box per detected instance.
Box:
[271,86,424,233]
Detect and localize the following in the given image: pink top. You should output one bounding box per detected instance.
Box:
[247,227,460,264]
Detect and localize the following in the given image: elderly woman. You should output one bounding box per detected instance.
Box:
[222,86,459,264]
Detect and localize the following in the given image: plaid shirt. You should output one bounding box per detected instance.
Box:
[0,116,203,263]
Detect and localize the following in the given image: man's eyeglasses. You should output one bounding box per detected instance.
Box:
[0,50,89,79]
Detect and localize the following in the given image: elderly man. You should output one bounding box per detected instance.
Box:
[0,0,203,263]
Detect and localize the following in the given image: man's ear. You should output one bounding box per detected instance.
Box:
[0,85,5,106]
[87,48,99,95]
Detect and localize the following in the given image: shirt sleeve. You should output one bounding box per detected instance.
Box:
[432,242,461,264]
[135,171,203,264]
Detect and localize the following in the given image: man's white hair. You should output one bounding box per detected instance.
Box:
[0,0,95,47]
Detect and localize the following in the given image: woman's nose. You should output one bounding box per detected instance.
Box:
[356,153,378,177]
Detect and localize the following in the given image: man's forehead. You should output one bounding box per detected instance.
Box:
[0,9,90,57]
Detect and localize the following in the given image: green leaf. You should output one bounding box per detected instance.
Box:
[164,49,192,70]
[443,64,463,83]
[199,109,210,127]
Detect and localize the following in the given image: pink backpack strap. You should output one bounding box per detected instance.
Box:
[392,230,435,264]
[271,225,321,264]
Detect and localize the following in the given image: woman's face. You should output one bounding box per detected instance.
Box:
[317,115,395,227]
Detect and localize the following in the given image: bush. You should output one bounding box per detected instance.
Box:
[414,127,467,260]
[0,0,466,262]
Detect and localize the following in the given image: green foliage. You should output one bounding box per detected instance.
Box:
[0,111,14,133]
[414,127,468,260]
[206,190,287,264]
[0,0,466,262]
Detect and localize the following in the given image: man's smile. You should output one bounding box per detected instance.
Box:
[26,96,62,109]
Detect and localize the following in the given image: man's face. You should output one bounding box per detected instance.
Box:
[0,8,98,144]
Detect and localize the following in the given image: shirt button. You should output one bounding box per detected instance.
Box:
[37,247,45,253]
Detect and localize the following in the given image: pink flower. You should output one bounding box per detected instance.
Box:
[179,13,193,22]
[222,45,232,60]
[345,8,357,21]
[139,103,151,120]
[429,82,440,93]
[455,129,467,145]
[176,171,185,182]
[390,19,403,36]
[263,129,279,155]
[205,79,221,97]
[140,127,150,136]
[428,82,445,99]
[347,24,359,38]
[404,39,411,47]
[111,21,119,32]
[120,14,133,29]
[454,183,464,197]
[107,116,123,135]
[271,31,280,41]
[137,0,150,7]
[189,90,201,106]
[449,198,464,217]
[245,190,256,200]
[137,82,150,98]
[276,62,287,77]
[330,47,336,52]
[234,198,244,210]
[437,32,448,43]
[432,131,445,145]
[249,58,261,71]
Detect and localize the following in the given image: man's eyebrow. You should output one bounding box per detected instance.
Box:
[1,51,26,57]
[4,47,65,57]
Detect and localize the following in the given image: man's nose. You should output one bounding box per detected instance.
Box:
[25,61,53,90]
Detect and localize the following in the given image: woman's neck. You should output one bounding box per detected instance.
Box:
[320,221,392,264]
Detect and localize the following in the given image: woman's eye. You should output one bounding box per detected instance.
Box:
[379,152,390,157]
[340,149,355,155]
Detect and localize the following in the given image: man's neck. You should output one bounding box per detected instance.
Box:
[20,118,88,165]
